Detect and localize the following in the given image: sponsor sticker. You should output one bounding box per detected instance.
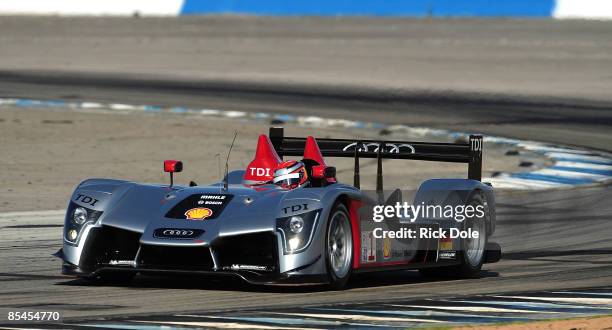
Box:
[73,193,99,207]
[109,260,135,266]
[229,264,271,271]
[282,203,310,215]
[439,251,457,260]
[383,237,392,260]
[165,194,233,220]
[361,231,376,263]
[153,228,204,239]
[439,236,453,251]
[184,207,213,220]
[438,236,455,259]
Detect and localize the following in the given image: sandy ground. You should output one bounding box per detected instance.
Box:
[0,106,521,212]
[452,315,612,330]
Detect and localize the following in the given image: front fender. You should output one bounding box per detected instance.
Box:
[276,184,361,276]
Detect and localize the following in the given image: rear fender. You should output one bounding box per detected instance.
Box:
[414,179,495,236]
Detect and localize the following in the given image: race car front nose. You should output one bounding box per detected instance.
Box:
[137,231,279,273]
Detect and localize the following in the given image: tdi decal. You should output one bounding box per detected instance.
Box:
[282,203,309,215]
[249,167,272,177]
[74,194,99,207]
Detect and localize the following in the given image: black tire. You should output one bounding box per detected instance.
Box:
[85,271,135,285]
[324,203,353,290]
[420,192,488,279]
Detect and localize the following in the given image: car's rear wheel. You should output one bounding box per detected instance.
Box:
[420,192,488,278]
[325,203,353,290]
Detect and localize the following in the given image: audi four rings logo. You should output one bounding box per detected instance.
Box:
[342,142,415,154]
[153,228,204,239]
[163,229,194,236]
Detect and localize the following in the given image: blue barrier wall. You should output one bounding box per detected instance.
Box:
[1,0,610,18]
[180,0,556,17]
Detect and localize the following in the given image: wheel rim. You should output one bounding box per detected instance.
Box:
[327,210,352,279]
[465,207,486,267]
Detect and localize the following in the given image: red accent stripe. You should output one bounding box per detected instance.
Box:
[348,199,362,269]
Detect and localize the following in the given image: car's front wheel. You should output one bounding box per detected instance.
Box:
[325,203,353,290]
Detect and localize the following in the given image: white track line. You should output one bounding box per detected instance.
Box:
[534,168,609,181]
[482,177,567,189]
[387,304,555,314]
[132,320,317,330]
[175,314,357,327]
[516,144,594,155]
[551,291,612,297]
[555,161,612,171]
[494,295,612,306]
[442,299,603,310]
[548,153,612,163]
[266,312,445,323]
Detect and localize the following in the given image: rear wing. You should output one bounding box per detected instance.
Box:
[268,127,482,190]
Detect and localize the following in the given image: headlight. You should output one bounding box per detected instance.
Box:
[288,237,301,251]
[67,229,78,241]
[276,209,320,254]
[64,202,103,245]
[289,216,304,233]
[73,207,88,225]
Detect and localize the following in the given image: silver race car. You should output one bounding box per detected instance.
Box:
[57,127,500,289]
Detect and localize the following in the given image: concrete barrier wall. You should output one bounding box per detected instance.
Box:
[554,0,612,19]
[0,0,610,19]
[0,0,184,16]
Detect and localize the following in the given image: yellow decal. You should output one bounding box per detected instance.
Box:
[383,237,392,259]
[184,207,213,220]
[439,238,453,251]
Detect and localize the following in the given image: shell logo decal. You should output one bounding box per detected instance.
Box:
[383,238,392,260]
[184,207,213,220]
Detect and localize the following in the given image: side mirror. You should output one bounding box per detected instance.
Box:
[164,160,183,186]
[312,165,336,179]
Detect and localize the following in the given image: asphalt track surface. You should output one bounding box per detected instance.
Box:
[0,17,611,326]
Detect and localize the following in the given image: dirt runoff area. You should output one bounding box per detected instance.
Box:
[451,315,612,330]
[0,106,521,212]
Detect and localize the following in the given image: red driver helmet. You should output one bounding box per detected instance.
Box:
[273,160,309,189]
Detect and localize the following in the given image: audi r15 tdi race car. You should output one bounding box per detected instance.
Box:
[57,127,501,289]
